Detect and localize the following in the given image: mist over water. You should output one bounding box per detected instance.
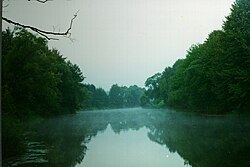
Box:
[6,108,250,167]
[77,125,185,167]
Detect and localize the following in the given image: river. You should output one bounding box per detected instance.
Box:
[6,108,250,167]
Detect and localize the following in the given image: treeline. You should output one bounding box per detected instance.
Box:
[2,27,143,116]
[84,84,144,109]
[141,0,250,114]
[2,28,87,158]
[2,28,86,118]
[2,28,144,159]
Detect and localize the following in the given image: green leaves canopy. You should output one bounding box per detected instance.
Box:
[2,28,86,117]
[142,0,250,113]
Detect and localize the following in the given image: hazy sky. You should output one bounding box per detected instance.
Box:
[2,0,235,90]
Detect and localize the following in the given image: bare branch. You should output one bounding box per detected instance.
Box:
[27,0,53,3]
[36,0,52,3]
[2,10,79,40]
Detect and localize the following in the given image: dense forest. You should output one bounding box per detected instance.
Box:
[2,28,87,117]
[1,28,144,159]
[141,0,250,114]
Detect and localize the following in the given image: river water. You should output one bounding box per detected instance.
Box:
[6,108,250,167]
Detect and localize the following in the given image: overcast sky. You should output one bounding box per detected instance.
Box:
[3,0,235,90]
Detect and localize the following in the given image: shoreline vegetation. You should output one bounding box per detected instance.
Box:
[141,0,250,114]
[2,28,86,160]
[1,28,144,160]
[2,0,249,163]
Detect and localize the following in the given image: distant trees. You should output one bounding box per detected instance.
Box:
[73,83,146,110]
[83,84,109,109]
[124,85,145,107]
[84,84,144,109]
[142,0,250,114]
[108,84,144,108]
[109,84,125,108]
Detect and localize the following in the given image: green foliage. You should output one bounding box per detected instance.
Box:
[124,85,145,107]
[82,84,144,109]
[109,84,144,108]
[2,28,87,159]
[141,73,163,107]
[59,61,86,113]
[142,0,250,114]
[222,0,250,112]
[109,84,125,108]
[84,84,109,109]
[2,28,86,117]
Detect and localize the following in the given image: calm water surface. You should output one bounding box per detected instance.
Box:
[6,108,250,167]
[76,125,186,167]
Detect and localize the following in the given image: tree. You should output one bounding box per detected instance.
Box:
[2,28,86,116]
[93,88,109,108]
[222,0,250,112]
[109,84,125,108]
[125,85,144,107]
[159,61,181,106]
[144,73,162,104]
[84,84,109,109]
[143,0,250,113]
[108,84,144,108]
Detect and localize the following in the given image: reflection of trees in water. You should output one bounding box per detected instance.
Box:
[107,109,150,133]
[147,113,250,167]
[29,108,152,167]
[14,109,250,167]
[33,116,89,167]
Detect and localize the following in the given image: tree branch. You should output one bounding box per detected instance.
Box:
[28,0,53,3]
[2,10,79,40]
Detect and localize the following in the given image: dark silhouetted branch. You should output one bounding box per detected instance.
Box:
[2,10,78,40]
[27,0,53,3]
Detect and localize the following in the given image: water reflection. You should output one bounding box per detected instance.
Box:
[7,108,250,167]
[148,112,250,167]
[77,124,186,167]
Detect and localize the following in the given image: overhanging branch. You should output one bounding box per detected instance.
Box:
[28,0,53,3]
[2,10,79,40]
